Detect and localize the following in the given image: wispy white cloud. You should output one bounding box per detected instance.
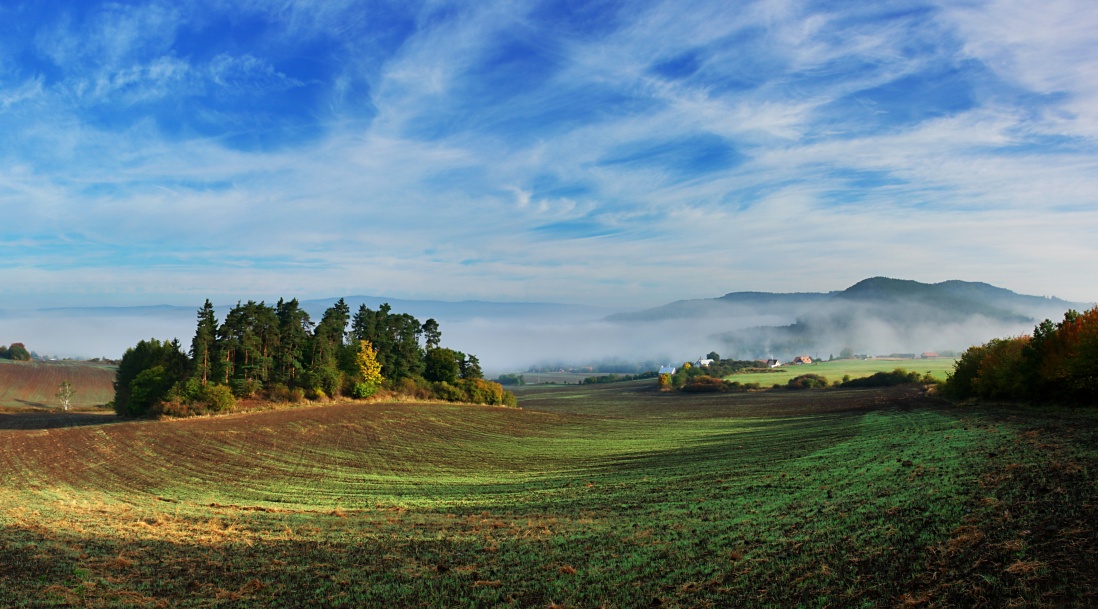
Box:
[32,3,182,71]
[0,0,1096,319]
[941,0,1098,136]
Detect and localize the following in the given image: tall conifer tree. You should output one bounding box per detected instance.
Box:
[191,300,218,386]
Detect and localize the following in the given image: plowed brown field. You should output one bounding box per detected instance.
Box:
[0,359,114,410]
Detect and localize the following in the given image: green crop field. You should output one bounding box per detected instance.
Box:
[1,381,1095,607]
[724,357,958,386]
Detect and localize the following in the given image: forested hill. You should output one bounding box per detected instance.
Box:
[608,277,1086,325]
[836,277,1077,317]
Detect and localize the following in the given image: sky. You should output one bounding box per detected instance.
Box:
[2,0,1097,313]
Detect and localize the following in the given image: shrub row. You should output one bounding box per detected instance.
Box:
[680,375,762,393]
[841,369,928,388]
[942,307,1098,405]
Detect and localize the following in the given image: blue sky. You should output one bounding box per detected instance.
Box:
[2,0,1097,310]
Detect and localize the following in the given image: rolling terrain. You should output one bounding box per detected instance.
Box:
[611,277,1093,361]
[610,277,1084,324]
[6,277,1092,372]
[1,382,1095,607]
[0,360,115,410]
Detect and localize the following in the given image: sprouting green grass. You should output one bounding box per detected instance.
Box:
[725,357,958,385]
[1,382,1094,607]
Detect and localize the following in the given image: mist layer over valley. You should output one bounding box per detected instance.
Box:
[2,278,1091,373]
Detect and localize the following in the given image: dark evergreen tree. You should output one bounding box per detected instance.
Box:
[351,303,425,380]
[191,300,218,386]
[422,318,441,350]
[214,302,242,385]
[306,299,351,396]
[460,354,482,380]
[424,348,461,383]
[215,301,280,391]
[274,298,312,385]
[113,338,190,416]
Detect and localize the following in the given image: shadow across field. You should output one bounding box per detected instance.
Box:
[0,410,120,430]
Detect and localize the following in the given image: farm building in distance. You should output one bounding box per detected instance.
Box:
[659,365,677,375]
[791,356,813,365]
[766,359,781,368]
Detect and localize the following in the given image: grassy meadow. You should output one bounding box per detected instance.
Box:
[725,357,958,386]
[1,381,1095,607]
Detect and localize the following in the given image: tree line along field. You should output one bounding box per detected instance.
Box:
[0,360,115,410]
[724,357,959,386]
[1,380,1094,607]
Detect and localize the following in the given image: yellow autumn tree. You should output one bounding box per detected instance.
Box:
[351,340,383,399]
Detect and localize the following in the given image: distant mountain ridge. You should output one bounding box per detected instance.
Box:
[608,277,1084,324]
[607,277,1093,361]
[838,277,1076,313]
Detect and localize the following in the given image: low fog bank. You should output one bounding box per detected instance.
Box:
[0,307,784,371]
[720,315,1038,361]
[0,310,197,360]
[445,315,793,373]
[716,296,1056,361]
[0,302,1063,375]
[429,309,1039,373]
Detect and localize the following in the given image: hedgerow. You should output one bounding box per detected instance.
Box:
[943,307,1098,405]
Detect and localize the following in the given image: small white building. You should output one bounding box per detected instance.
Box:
[659,365,677,375]
[695,358,714,367]
[766,359,781,368]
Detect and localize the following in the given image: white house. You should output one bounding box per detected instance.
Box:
[659,365,677,375]
[766,359,781,368]
[695,358,714,367]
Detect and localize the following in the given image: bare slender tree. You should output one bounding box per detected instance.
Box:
[57,380,75,411]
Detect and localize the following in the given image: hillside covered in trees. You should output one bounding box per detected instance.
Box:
[112,298,514,417]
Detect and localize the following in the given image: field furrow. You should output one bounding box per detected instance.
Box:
[1,382,1095,608]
